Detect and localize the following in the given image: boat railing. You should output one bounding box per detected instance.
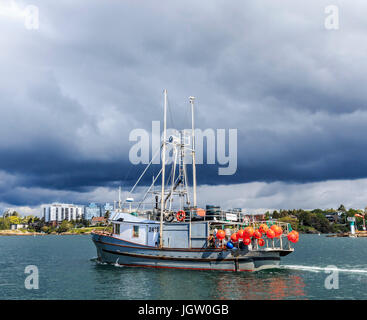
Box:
[206,219,294,251]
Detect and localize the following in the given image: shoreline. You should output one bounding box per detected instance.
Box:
[326,231,367,237]
[0,231,93,236]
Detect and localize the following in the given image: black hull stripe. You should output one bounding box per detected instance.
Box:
[101,248,281,262]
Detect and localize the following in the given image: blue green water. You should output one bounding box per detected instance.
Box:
[0,234,366,299]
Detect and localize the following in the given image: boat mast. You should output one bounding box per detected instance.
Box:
[190,96,197,207]
[160,89,168,248]
[189,96,196,249]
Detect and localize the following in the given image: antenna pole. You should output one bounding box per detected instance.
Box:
[118,186,122,210]
[160,89,167,248]
[190,96,197,208]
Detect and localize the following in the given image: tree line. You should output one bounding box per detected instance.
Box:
[264,204,365,234]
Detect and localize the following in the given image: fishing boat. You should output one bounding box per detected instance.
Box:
[91,90,299,271]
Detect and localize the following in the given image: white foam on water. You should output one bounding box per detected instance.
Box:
[113,264,125,268]
[281,265,367,274]
[113,258,124,267]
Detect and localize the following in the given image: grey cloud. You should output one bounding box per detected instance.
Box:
[1,0,367,207]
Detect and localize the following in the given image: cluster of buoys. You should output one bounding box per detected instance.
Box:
[216,224,299,249]
[221,226,267,249]
[287,230,299,243]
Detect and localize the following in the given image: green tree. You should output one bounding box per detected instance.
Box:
[58,220,72,233]
[104,210,111,220]
[9,216,21,225]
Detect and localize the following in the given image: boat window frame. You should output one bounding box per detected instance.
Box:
[114,223,120,235]
[133,225,139,238]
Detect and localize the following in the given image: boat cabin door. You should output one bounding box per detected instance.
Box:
[147,225,159,247]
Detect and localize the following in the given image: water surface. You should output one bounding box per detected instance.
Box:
[0,234,366,299]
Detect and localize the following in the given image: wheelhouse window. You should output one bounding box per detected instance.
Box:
[133,225,139,238]
[114,223,120,234]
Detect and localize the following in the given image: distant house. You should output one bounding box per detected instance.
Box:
[10,223,28,230]
[325,212,342,223]
[241,212,265,223]
[91,217,107,226]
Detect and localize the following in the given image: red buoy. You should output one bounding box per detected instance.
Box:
[258,238,265,246]
[231,232,238,242]
[275,226,283,237]
[237,229,245,239]
[266,229,275,239]
[288,231,299,243]
[244,227,255,238]
[243,237,251,245]
[259,224,269,234]
[216,229,225,240]
[287,232,297,243]
[253,230,262,239]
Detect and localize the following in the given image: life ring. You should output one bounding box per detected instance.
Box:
[176,210,186,222]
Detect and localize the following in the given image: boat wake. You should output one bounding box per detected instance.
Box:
[281,265,367,274]
[91,257,108,265]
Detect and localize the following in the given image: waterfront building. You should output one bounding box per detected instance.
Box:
[42,203,84,223]
[10,223,28,230]
[84,203,101,220]
[102,202,114,216]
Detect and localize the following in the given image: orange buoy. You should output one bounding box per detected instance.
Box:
[274,225,283,237]
[288,230,299,243]
[231,232,238,242]
[244,226,255,238]
[237,229,245,239]
[216,229,225,240]
[266,229,275,239]
[253,230,262,239]
[243,237,251,245]
[287,232,297,243]
[270,225,282,237]
[259,224,269,234]
[258,238,265,246]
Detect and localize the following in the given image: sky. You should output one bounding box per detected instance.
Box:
[1,0,367,215]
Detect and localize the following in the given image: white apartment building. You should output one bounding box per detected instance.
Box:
[42,203,84,223]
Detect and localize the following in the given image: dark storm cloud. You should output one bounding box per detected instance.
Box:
[1,0,367,207]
